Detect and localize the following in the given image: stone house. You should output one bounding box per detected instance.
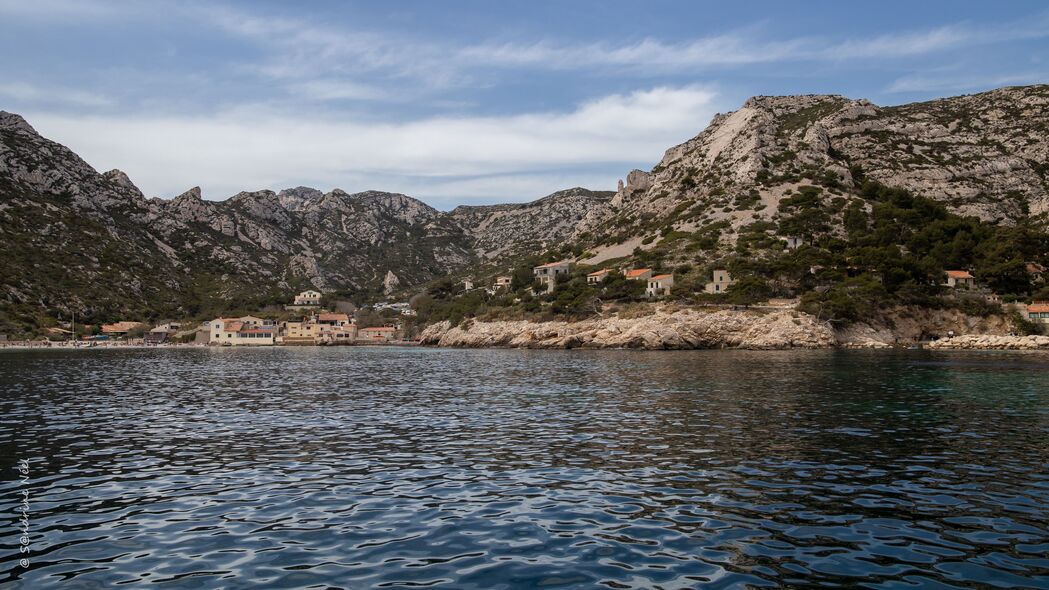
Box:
[495,275,512,290]
[646,274,674,297]
[704,269,736,294]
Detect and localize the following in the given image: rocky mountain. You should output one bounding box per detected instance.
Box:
[574,85,1049,261]
[0,112,609,332]
[3,84,1048,334]
[449,187,613,260]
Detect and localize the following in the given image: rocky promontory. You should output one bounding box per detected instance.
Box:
[420,308,836,350]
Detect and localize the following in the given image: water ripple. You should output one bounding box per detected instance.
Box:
[1,348,1048,588]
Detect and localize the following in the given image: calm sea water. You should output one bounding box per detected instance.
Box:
[1,348,1048,589]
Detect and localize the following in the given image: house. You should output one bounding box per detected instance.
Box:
[784,236,805,250]
[282,318,319,345]
[209,317,276,345]
[704,269,736,294]
[293,290,322,306]
[587,269,612,284]
[533,261,572,293]
[145,322,181,344]
[359,326,398,342]
[317,312,351,326]
[463,279,475,290]
[101,321,144,336]
[313,313,356,343]
[495,275,512,290]
[944,270,976,289]
[1025,302,1049,324]
[624,268,653,281]
[646,274,674,297]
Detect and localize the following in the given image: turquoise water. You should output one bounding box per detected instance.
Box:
[1,348,1048,588]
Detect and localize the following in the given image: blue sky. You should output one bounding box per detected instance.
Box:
[1,0,1047,209]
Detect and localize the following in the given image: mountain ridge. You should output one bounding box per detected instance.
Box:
[3,84,1049,334]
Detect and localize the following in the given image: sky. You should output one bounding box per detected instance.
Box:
[1,0,1047,209]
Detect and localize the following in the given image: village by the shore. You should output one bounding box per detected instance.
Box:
[3,261,1048,351]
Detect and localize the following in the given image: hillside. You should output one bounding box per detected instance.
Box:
[0,112,610,333]
[574,85,1049,259]
[3,85,1049,335]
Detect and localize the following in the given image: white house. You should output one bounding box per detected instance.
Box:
[209,317,276,346]
[646,274,674,297]
[533,261,572,293]
[293,290,322,306]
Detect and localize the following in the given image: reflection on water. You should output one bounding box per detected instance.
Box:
[1,348,1048,588]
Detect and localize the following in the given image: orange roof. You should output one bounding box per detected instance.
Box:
[587,269,611,277]
[1028,303,1049,313]
[1027,263,1045,273]
[651,274,673,280]
[318,313,349,322]
[624,268,652,278]
[946,270,974,279]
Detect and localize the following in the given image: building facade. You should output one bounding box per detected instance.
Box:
[704,269,736,294]
[533,261,572,293]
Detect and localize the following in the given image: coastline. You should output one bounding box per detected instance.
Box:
[419,306,1042,351]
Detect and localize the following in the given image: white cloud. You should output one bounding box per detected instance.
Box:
[885,71,1049,94]
[0,82,113,108]
[23,86,721,208]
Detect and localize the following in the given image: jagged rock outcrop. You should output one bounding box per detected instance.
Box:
[420,308,836,349]
[449,187,614,260]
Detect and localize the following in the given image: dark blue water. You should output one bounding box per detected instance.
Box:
[1,348,1048,589]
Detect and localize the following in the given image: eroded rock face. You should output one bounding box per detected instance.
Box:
[577,86,1049,250]
[448,188,614,260]
[420,308,836,350]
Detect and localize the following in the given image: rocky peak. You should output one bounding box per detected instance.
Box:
[176,186,202,201]
[103,169,143,198]
[276,186,323,211]
[0,111,36,134]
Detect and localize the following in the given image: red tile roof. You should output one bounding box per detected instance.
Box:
[651,274,673,280]
[587,269,611,277]
[1028,303,1049,313]
[624,268,652,278]
[946,270,974,279]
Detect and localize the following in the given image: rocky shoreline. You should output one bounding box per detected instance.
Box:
[925,335,1049,350]
[420,308,836,350]
[419,306,1037,351]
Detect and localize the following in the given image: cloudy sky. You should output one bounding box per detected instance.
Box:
[2,0,1047,208]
